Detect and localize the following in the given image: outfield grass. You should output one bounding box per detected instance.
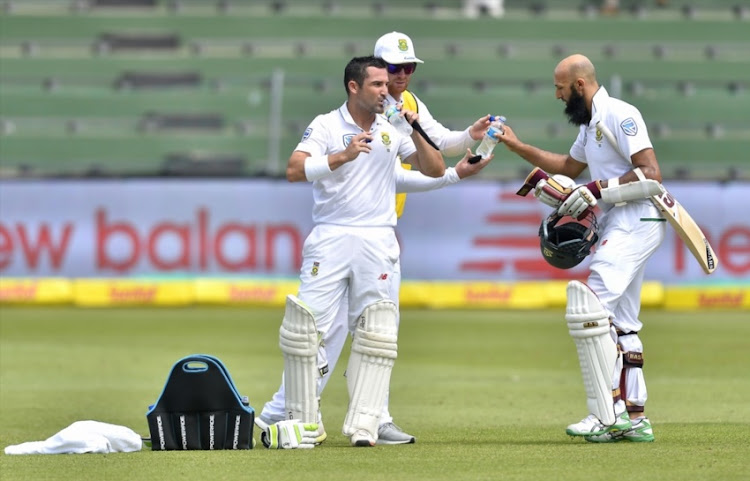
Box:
[1,307,748,480]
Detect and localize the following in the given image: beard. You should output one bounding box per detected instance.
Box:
[563,86,591,126]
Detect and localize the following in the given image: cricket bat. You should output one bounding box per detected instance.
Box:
[596,120,718,274]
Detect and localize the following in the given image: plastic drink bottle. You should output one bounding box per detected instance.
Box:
[475,115,506,159]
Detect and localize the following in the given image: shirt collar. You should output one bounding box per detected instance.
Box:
[338,102,386,131]
[590,85,609,124]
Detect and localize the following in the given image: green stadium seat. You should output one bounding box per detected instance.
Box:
[681,4,696,19]
[732,4,749,20]
[0,1,747,180]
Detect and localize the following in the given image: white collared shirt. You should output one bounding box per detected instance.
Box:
[570,86,653,183]
[294,103,417,227]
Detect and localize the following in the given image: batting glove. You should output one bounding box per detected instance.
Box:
[534,174,576,209]
[559,181,601,219]
[261,420,319,449]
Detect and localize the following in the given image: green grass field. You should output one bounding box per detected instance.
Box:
[1,307,748,480]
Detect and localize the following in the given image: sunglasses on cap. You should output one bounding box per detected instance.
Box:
[386,63,417,75]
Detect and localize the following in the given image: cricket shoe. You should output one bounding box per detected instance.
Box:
[566,410,632,437]
[585,416,655,443]
[256,413,327,445]
[376,422,416,445]
[350,430,376,447]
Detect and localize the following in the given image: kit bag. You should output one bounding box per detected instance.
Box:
[146,354,255,450]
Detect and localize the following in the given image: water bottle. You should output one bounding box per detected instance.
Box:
[385,103,413,136]
[475,115,506,160]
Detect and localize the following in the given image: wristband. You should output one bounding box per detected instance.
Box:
[445,167,461,184]
[585,180,603,199]
[304,155,332,181]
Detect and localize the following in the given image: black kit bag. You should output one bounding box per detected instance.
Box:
[146,354,255,450]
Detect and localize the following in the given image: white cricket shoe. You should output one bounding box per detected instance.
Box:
[376,422,416,445]
[350,430,375,447]
[566,411,632,437]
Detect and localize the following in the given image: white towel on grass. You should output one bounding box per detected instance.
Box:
[4,420,142,455]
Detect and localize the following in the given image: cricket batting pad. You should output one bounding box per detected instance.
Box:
[342,300,398,440]
[565,281,620,426]
[280,295,319,423]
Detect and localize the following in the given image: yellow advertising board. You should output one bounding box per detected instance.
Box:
[0,278,73,304]
[73,279,194,307]
[194,279,299,306]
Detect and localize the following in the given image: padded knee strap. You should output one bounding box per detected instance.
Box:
[280,295,320,423]
[343,300,398,440]
[623,351,644,368]
[565,281,620,426]
[617,332,646,412]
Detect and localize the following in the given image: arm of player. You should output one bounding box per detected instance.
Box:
[395,149,491,193]
[559,148,663,216]
[432,114,493,158]
[497,124,587,179]
[286,132,374,182]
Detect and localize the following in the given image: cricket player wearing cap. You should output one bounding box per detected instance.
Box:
[498,54,666,443]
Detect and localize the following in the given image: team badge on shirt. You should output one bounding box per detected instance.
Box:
[343,134,355,147]
[595,127,603,144]
[302,127,312,141]
[381,132,391,151]
[311,261,320,277]
[620,118,638,136]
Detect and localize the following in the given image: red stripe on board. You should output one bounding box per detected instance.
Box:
[475,236,539,248]
[499,192,536,202]
[459,260,505,272]
[513,258,590,279]
[485,213,542,225]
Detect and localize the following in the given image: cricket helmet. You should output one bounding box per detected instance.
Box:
[538,209,599,269]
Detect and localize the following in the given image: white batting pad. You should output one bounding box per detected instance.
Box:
[342,300,398,440]
[279,295,319,423]
[565,281,619,426]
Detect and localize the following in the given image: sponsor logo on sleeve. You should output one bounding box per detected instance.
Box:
[302,127,312,141]
[620,117,637,136]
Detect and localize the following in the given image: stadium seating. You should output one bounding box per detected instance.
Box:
[0,0,748,180]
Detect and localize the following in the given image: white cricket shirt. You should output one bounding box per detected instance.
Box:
[570,86,653,181]
[570,86,654,211]
[294,103,417,227]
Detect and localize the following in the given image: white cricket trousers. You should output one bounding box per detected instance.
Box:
[587,201,666,409]
[261,224,400,422]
